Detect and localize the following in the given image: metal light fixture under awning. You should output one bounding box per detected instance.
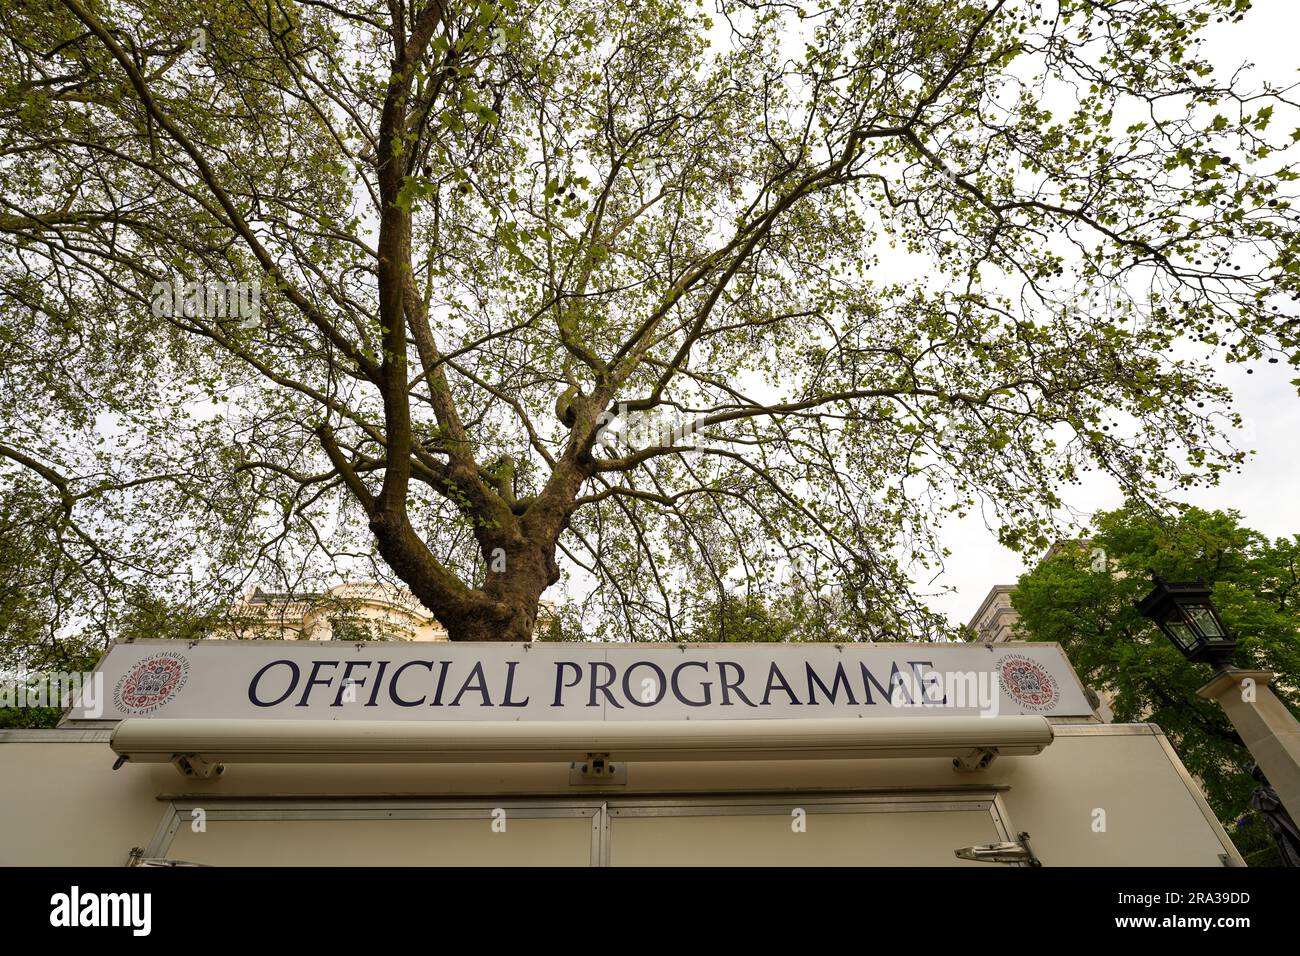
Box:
[110,715,1054,778]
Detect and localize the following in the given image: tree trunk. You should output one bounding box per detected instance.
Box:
[434,539,560,642]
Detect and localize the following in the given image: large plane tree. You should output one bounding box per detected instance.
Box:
[1,0,1298,643]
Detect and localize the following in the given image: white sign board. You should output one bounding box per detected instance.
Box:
[65,640,1094,722]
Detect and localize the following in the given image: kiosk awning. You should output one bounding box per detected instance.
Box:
[111,715,1054,769]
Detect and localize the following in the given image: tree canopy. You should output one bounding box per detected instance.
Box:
[2,0,1299,644]
[1011,502,1300,864]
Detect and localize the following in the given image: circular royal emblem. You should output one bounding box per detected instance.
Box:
[114,652,189,715]
[998,654,1059,712]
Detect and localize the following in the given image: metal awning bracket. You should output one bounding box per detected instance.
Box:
[952,748,998,772]
[172,754,224,779]
[570,753,628,786]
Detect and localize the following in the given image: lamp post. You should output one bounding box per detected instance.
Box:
[1136,575,1300,829]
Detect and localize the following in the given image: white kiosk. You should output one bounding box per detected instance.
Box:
[0,640,1242,866]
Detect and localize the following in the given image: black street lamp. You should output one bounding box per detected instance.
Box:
[1135,576,1237,667]
[1135,576,1300,841]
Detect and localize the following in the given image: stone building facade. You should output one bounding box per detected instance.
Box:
[217,582,449,642]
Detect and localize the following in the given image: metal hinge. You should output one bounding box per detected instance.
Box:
[955,831,1042,867]
[126,847,208,867]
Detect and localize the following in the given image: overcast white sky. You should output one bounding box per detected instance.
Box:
[925,0,1300,627]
